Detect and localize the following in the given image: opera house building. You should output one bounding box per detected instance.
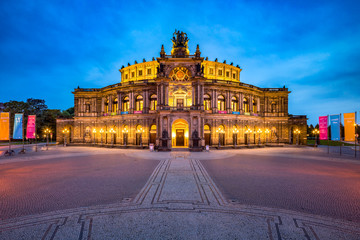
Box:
[57,31,307,150]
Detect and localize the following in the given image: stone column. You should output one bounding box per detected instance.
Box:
[118,92,122,113]
[101,97,105,113]
[165,83,169,106]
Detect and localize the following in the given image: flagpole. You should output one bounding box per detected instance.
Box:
[327,115,329,154]
[8,113,11,155]
[340,113,342,156]
[21,114,25,154]
[355,111,357,158]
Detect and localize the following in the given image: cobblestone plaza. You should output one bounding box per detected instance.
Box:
[0,146,359,239]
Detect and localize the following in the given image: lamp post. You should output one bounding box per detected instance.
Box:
[312,129,319,147]
[216,127,225,148]
[136,127,144,147]
[233,128,239,147]
[257,129,262,145]
[122,127,128,146]
[265,129,270,145]
[100,129,104,145]
[44,128,51,150]
[62,128,69,147]
[109,128,116,147]
[245,129,252,146]
[294,129,301,145]
[92,129,96,145]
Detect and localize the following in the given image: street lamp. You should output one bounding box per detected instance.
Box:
[216,127,225,147]
[257,129,262,145]
[294,129,301,145]
[92,128,96,145]
[44,128,51,150]
[245,128,252,146]
[233,128,239,147]
[100,129,104,145]
[136,127,145,147]
[312,128,320,147]
[265,129,270,144]
[62,128,69,147]
[109,128,116,146]
[122,127,129,146]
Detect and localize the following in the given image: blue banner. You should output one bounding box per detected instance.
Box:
[13,113,23,139]
[330,114,340,141]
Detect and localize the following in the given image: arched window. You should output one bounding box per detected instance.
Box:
[123,96,129,112]
[243,97,249,113]
[253,99,257,113]
[112,98,118,112]
[150,94,157,111]
[217,95,225,111]
[231,96,238,111]
[135,95,143,111]
[104,99,109,113]
[204,94,211,110]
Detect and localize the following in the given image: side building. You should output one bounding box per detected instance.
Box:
[56,31,307,150]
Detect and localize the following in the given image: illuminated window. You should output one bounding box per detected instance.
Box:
[104,99,109,113]
[150,94,157,110]
[131,72,135,78]
[243,98,249,112]
[217,95,225,111]
[123,96,129,112]
[231,96,238,111]
[226,71,230,77]
[253,99,257,113]
[112,98,118,112]
[204,94,211,110]
[209,68,214,75]
[218,69,222,76]
[147,68,151,75]
[135,95,143,111]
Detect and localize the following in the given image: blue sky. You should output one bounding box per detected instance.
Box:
[1,0,359,125]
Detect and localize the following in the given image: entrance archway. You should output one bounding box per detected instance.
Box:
[171,119,189,148]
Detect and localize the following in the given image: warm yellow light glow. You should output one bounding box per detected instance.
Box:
[312,129,319,135]
[62,128,69,134]
[265,129,270,134]
[92,129,96,133]
[184,131,189,138]
[294,129,301,134]
[172,132,176,138]
[100,129,104,133]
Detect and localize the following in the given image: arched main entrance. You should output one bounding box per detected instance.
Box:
[171,119,189,148]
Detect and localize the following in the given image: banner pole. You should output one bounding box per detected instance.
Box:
[22,114,25,153]
[355,111,357,158]
[327,115,329,154]
[340,113,342,156]
[8,113,11,155]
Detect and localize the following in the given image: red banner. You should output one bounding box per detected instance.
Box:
[26,115,36,139]
[319,116,328,140]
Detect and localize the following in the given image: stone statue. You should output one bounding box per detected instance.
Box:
[171,29,189,49]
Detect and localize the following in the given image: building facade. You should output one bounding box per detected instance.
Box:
[57,31,307,150]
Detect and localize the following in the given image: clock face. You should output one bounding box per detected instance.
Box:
[169,67,191,81]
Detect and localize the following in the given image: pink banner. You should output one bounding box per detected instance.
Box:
[218,111,227,114]
[319,116,328,140]
[26,115,36,139]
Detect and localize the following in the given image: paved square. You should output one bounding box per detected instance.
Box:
[0,147,360,239]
